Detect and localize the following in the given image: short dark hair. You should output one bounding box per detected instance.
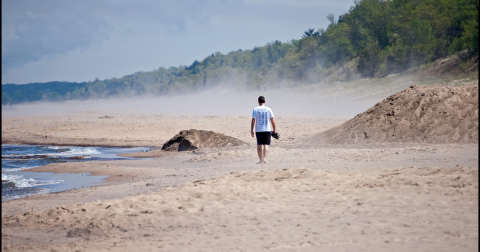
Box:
[258,96,265,103]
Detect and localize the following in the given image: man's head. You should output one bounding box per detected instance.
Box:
[258,96,265,104]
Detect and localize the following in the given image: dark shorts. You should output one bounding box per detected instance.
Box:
[256,131,272,145]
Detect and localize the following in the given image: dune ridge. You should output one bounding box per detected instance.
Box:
[309,86,478,145]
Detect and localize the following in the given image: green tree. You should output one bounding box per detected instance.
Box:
[386,33,408,73]
[411,19,436,68]
[319,22,353,66]
[357,41,382,77]
[302,28,320,38]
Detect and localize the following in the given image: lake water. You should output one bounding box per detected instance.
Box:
[1,144,148,201]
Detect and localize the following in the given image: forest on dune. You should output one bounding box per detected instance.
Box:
[2,0,478,105]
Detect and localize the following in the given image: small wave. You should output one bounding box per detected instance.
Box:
[40,145,71,151]
[65,155,92,160]
[2,146,101,159]
[40,145,61,150]
[2,147,100,158]
[2,174,23,181]
[20,179,64,187]
[2,166,40,172]
[63,147,101,155]
[2,154,50,160]
[2,174,63,188]
[2,155,92,161]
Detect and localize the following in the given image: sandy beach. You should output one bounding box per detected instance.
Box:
[1,85,478,251]
[3,0,479,250]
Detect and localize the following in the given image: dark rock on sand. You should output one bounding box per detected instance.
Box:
[162,129,247,151]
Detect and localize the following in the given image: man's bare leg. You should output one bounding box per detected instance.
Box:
[257,145,263,164]
[263,145,269,163]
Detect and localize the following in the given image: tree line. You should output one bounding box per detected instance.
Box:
[2,0,478,105]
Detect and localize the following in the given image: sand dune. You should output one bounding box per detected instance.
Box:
[311,86,478,145]
[2,166,477,251]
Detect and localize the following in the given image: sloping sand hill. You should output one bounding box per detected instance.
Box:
[309,86,478,145]
[162,129,248,151]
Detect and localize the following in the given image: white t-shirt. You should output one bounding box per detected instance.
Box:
[252,105,274,132]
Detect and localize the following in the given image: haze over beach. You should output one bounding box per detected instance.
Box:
[1,0,478,251]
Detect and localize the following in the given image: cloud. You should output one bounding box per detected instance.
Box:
[2,0,109,72]
[1,0,209,73]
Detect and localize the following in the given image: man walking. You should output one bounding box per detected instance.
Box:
[251,96,276,164]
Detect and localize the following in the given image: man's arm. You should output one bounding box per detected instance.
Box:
[270,118,276,134]
[251,118,255,137]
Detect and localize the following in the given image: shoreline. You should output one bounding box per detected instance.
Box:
[1,139,162,148]
[22,149,182,183]
[2,141,160,148]
[1,144,165,204]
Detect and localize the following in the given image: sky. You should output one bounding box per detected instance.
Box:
[2,0,355,84]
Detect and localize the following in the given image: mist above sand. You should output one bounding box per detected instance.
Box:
[3,73,477,120]
[1,85,376,119]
